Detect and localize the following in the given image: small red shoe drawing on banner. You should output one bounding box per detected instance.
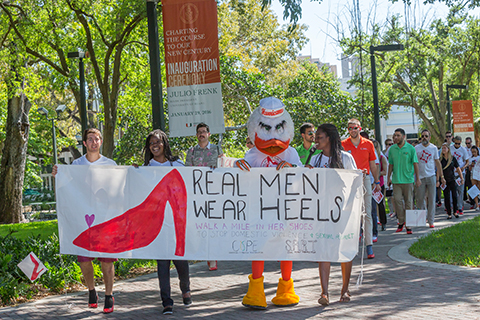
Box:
[17,252,48,281]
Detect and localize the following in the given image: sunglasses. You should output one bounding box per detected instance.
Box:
[454,142,461,146]
[421,135,429,138]
[348,126,360,131]
[446,135,452,138]
[306,132,315,136]
[386,143,393,146]
[466,142,472,145]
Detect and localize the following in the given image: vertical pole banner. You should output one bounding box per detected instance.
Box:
[162,0,225,137]
[452,100,475,144]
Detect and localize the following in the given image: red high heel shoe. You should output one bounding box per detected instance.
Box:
[103,296,114,314]
[73,169,187,256]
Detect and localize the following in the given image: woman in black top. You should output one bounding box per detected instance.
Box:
[440,143,464,218]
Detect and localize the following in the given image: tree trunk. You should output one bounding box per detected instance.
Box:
[0,93,31,224]
[102,100,116,159]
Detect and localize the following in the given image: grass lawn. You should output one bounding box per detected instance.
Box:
[0,220,58,240]
[409,215,480,267]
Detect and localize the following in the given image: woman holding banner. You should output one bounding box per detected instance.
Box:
[141,129,192,315]
[306,123,357,305]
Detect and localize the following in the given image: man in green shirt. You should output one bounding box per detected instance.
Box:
[295,123,321,165]
[387,128,421,234]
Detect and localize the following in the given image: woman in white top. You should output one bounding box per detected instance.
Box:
[306,124,357,306]
[142,129,191,315]
[469,146,480,210]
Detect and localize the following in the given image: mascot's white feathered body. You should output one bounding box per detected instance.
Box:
[237,97,301,309]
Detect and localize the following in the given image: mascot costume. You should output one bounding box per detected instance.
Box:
[236,97,302,309]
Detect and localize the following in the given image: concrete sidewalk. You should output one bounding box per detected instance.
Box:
[1,206,479,319]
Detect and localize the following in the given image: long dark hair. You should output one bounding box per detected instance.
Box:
[143,129,178,166]
[318,123,344,169]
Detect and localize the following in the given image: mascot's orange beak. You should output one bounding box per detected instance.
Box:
[255,133,290,157]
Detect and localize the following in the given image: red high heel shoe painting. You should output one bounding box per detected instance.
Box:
[73,169,187,256]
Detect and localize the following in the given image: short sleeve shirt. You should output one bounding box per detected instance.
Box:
[295,144,321,165]
[341,137,377,174]
[415,143,439,179]
[185,142,223,167]
[310,151,357,170]
[450,145,469,169]
[72,154,117,166]
[388,142,418,184]
[148,159,184,167]
[441,157,459,182]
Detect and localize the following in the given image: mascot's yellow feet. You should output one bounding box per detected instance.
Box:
[271,278,299,307]
[242,274,267,309]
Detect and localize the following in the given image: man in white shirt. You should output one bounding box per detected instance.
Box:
[52,128,116,313]
[415,130,445,228]
[450,136,470,213]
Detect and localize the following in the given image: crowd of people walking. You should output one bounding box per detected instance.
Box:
[52,107,475,315]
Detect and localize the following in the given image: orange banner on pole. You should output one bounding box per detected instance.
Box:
[162,0,225,137]
[452,100,474,133]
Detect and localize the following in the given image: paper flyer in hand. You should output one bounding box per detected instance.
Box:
[372,188,384,204]
[467,185,480,200]
[456,177,462,186]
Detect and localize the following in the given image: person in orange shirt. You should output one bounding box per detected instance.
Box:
[341,119,380,259]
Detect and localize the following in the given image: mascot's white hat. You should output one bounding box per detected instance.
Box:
[259,97,285,118]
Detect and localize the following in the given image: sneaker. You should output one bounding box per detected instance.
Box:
[163,306,173,315]
[396,223,405,233]
[457,210,463,215]
[436,202,442,207]
[429,224,434,228]
[477,206,480,212]
[406,227,413,234]
[372,236,378,243]
[366,245,375,259]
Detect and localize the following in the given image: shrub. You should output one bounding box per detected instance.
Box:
[0,233,156,306]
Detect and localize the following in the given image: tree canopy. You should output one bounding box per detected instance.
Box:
[340,11,480,144]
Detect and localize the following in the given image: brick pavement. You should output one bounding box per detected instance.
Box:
[1,206,479,319]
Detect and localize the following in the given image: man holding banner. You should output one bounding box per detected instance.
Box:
[53,128,117,314]
[342,119,380,259]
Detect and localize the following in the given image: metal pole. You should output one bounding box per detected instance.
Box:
[147,0,165,131]
[446,87,451,133]
[79,57,87,153]
[370,48,382,148]
[52,118,58,165]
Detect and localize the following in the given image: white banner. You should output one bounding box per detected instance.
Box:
[56,166,364,262]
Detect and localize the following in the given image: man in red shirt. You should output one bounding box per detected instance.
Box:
[342,119,380,259]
